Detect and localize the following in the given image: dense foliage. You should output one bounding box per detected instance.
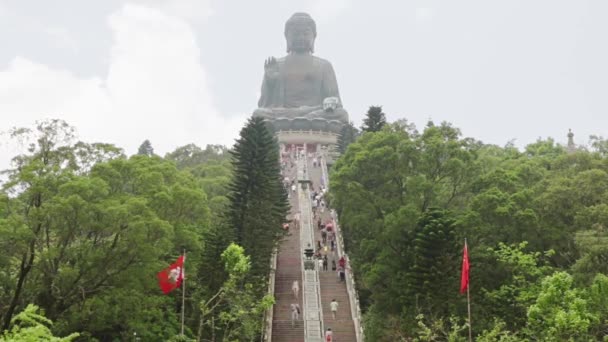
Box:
[0,119,283,341]
[3,115,607,341]
[330,121,608,340]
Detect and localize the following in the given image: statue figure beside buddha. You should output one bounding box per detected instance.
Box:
[253,13,349,133]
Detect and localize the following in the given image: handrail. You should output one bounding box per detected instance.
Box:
[320,155,365,342]
[262,247,278,342]
[298,153,325,340]
[277,129,340,137]
[332,213,364,342]
[299,157,311,338]
[306,156,326,337]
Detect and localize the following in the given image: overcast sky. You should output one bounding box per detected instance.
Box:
[1,0,607,168]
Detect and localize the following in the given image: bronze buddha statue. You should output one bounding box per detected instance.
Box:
[253,13,349,133]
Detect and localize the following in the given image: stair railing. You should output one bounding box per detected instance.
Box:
[298,154,326,340]
[262,247,278,342]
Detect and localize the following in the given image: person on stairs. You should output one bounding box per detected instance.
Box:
[292,280,299,300]
[339,256,346,269]
[339,266,346,282]
[290,303,300,327]
[330,299,339,320]
[325,328,333,341]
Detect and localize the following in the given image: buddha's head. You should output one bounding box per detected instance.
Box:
[285,13,316,54]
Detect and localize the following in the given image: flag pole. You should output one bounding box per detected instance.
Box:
[181,250,186,336]
[465,239,472,342]
[467,282,472,341]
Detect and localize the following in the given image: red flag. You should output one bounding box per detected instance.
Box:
[157,255,185,294]
[460,241,469,294]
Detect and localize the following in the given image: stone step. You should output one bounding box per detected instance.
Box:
[272,193,304,342]
[272,320,305,342]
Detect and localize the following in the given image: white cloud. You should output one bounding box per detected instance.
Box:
[0,3,246,170]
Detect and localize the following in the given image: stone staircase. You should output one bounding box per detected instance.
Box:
[308,157,358,342]
[271,153,358,342]
[319,272,356,341]
[272,184,304,342]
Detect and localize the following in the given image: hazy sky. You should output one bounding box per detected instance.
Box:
[1,0,607,168]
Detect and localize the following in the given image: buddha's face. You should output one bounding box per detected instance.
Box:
[286,23,315,53]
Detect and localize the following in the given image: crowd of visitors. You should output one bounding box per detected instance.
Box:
[279,144,350,337]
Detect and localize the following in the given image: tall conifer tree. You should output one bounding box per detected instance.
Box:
[338,121,359,154]
[407,209,459,318]
[361,106,387,133]
[137,139,154,156]
[227,117,289,278]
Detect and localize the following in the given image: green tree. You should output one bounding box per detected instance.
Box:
[227,117,288,278]
[361,105,387,133]
[330,116,608,339]
[137,139,154,156]
[475,319,519,342]
[585,273,608,338]
[589,135,608,157]
[524,137,566,159]
[571,208,608,284]
[196,243,274,341]
[337,121,359,154]
[0,120,213,340]
[525,272,596,340]
[408,209,460,319]
[0,304,79,342]
[1,119,83,330]
[330,122,479,339]
[481,242,554,330]
[165,144,230,170]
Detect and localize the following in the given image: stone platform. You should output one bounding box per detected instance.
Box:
[276,130,339,146]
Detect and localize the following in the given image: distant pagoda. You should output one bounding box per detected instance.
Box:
[567,129,576,154]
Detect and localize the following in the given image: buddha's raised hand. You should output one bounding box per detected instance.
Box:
[264,57,280,80]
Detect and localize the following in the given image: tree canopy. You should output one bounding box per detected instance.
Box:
[0,119,278,341]
[330,119,608,340]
